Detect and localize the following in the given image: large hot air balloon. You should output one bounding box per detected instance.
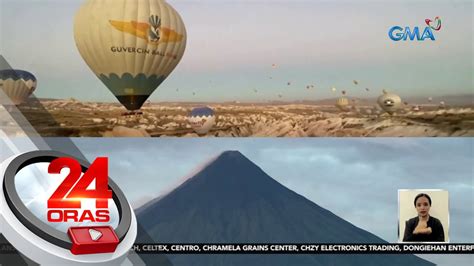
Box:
[335,97,350,112]
[188,106,216,135]
[74,0,186,112]
[0,69,37,105]
[377,91,402,115]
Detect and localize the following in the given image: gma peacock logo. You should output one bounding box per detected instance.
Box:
[389,17,442,41]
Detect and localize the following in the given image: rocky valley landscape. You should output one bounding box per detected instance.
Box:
[7,96,474,137]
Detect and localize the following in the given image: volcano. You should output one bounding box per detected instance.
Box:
[136,151,433,266]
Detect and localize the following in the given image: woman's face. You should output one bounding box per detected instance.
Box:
[415,196,431,217]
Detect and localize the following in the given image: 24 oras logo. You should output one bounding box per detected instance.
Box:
[389,17,442,41]
[47,157,112,223]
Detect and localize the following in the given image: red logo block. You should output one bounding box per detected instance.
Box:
[67,226,119,255]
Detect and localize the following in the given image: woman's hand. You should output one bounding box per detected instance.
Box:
[413,220,432,234]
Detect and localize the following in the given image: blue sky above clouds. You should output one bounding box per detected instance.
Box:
[0,0,472,102]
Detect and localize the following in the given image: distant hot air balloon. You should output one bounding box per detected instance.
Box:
[439,101,446,109]
[253,88,258,93]
[271,64,277,69]
[306,85,310,90]
[0,69,37,105]
[74,0,187,112]
[365,88,370,92]
[341,90,346,95]
[331,87,337,92]
[428,97,433,102]
[188,106,216,135]
[353,80,359,85]
[287,82,291,86]
[377,91,402,115]
[335,97,350,112]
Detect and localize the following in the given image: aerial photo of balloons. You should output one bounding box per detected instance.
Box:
[0,0,472,137]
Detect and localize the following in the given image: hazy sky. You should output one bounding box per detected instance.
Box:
[71,137,473,265]
[0,0,472,102]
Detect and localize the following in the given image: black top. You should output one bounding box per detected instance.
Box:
[402,216,445,242]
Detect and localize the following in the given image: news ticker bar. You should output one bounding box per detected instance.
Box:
[1,243,473,255]
[131,243,474,254]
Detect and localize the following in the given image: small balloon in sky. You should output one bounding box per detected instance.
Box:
[341,90,346,95]
[0,69,37,105]
[192,92,196,96]
[335,97,350,112]
[378,92,402,115]
[428,97,433,102]
[331,87,337,92]
[306,85,310,90]
[365,88,370,92]
[353,80,359,85]
[188,106,216,135]
[287,82,291,86]
[272,64,277,69]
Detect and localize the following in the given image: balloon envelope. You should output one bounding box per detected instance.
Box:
[335,97,350,111]
[377,93,402,114]
[74,0,187,111]
[188,107,216,135]
[0,69,37,105]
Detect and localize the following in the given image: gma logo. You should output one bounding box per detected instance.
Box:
[388,26,436,41]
